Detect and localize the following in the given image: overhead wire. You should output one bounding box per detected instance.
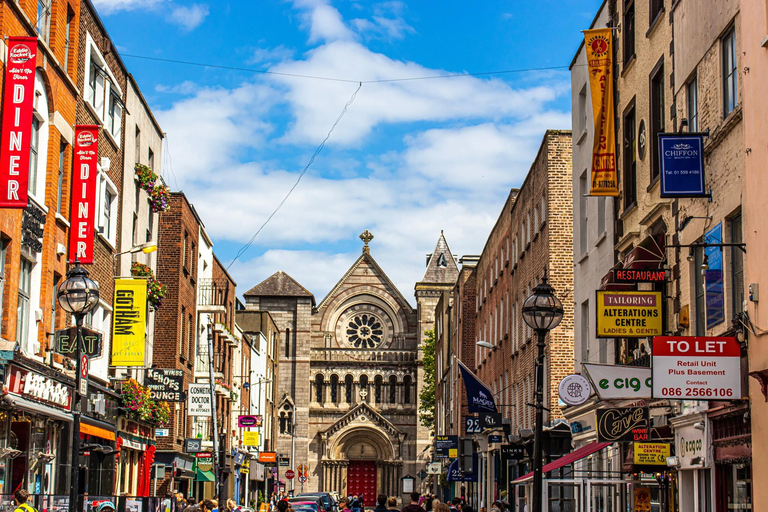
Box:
[226,82,363,269]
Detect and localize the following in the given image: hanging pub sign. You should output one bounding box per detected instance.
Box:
[144,368,185,402]
[595,291,662,337]
[54,326,103,358]
[0,37,37,208]
[652,336,742,400]
[596,407,650,442]
[584,28,618,196]
[435,435,459,459]
[659,133,707,197]
[68,125,100,263]
[111,279,147,366]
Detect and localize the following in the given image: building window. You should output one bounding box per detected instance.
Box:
[579,171,588,255]
[577,84,587,138]
[57,142,66,213]
[64,8,74,72]
[403,375,412,404]
[580,300,590,363]
[597,197,606,236]
[98,173,117,243]
[374,376,383,404]
[730,213,744,317]
[314,374,324,403]
[687,76,698,132]
[330,375,339,403]
[650,60,665,182]
[36,0,51,44]
[29,119,40,196]
[107,92,122,139]
[16,259,33,347]
[722,27,738,116]
[623,104,637,209]
[284,328,290,358]
[695,245,706,336]
[147,206,154,243]
[51,273,60,334]
[135,126,141,164]
[389,375,397,403]
[148,148,155,169]
[345,375,353,403]
[88,60,105,114]
[623,0,635,65]
[650,0,663,24]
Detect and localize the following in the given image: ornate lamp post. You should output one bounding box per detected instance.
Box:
[57,263,100,512]
[521,273,563,512]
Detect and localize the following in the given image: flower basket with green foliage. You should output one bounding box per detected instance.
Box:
[135,163,170,213]
[135,163,158,191]
[120,379,170,426]
[131,262,167,311]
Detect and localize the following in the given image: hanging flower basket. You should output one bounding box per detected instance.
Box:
[120,379,170,426]
[135,163,170,213]
[131,262,167,311]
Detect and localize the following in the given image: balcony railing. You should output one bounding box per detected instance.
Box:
[310,348,416,364]
[198,279,229,311]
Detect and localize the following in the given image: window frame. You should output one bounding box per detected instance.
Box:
[687,76,698,132]
[623,0,636,65]
[622,100,637,210]
[57,142,67,214]
[722,26,738,116]
[96,170,118,246]
[649,58,665,182]
[730,212,744,318]
[36,0,51,45]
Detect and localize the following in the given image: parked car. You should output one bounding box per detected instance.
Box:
[287,502,321,512]
[297,493,337,512]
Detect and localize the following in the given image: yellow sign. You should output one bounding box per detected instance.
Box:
[596,291,662,338]
[111,279,147,366]
[634,443,670,465]
[633,487,651,512]
[584,28,618,196]
[243,431,260,446]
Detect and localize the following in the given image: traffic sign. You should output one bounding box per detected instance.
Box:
[285,469,295,479]
[79,355,89,395]
[298,475,307,483]
[297,463,308,477]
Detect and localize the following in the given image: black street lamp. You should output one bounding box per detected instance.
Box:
[57,262,100,512]
[521,272,563,512]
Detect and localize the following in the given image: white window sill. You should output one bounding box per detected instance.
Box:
[97,231,116,251]
[84,100,104,125]
[103,128,120,149]
[55,212,70,227]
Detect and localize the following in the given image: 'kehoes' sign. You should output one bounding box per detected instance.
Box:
[0,37,37,208]
[145,368,184,402]
[68,126,100,263]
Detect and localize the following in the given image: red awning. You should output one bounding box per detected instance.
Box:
[624,234,666,270]
[511,441,612,484]
[599,263,635,291]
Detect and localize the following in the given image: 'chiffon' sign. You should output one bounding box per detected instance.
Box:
[0,37,37,207]
[68,126,99,263]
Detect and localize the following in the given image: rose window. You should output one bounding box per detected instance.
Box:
[347,314,384,348]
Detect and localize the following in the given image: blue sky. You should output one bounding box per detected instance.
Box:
[94,0,602,303]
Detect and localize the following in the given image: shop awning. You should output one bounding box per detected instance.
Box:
[80,417,116,441]
[624,234,666,270]
[196,469,215,482]
[3,395,73,422]
[512,441,611,483]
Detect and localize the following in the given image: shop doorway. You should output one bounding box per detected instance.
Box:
[347,461,376,503]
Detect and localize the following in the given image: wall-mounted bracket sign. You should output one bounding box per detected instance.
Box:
[558,374,592,406]
[596,407,650,442]
[435,435,459,459]
[613,269,666,283]
[54,326,103,358]
[659,133,708,198]
[652,336,742,400]
[596,291,662,338]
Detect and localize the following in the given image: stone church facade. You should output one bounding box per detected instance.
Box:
[242,231,458,500]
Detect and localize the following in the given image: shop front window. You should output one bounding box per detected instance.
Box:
[725,463,752,511]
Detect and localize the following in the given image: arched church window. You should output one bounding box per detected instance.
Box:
[330,375,339,403]
[345,375,353,403]
[315,374,325,402]
[403,375,412,404]
[360,375,368,393]
[374,376,383,404]
[389,376,397,403]
[279,414,286,434]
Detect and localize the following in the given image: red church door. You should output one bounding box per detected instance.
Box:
[347,460,377,504]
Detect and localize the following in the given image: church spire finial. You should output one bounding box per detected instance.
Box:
[359,229,374,254]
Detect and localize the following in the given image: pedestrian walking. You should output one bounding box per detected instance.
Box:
[12,491,37,512]
[373,495,388,512]
[400,492,426,512]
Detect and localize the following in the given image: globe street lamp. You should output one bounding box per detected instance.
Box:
[57,262,100,512]
[521,273,563,512]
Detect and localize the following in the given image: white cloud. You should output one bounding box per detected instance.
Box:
[248,45,295,65]
[351,1,415,40]
[169,4,209,31]
[91,0,161,14]
[293,0,357,43]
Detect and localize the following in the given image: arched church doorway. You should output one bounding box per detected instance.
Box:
[332,427,396,499]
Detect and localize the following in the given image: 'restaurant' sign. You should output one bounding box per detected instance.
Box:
[596,407,649,443]
[0,37,37,208]
[145,368,184,402]
[68,125,99,263]
[652,336,742,400]
[614,269,666,283]
[596,291,662,338]
[6,364,72,411]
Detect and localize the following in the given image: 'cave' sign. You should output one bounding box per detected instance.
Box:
[145,368,185,402]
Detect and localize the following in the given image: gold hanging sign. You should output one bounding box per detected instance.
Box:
[585,28,618,196]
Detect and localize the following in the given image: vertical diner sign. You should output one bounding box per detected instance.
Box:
[584,28,618,196]
[68,125,99,263]
[0,37,37,207]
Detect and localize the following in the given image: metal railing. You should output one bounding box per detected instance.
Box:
[197,278,229,307]
[310,348,416,363]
